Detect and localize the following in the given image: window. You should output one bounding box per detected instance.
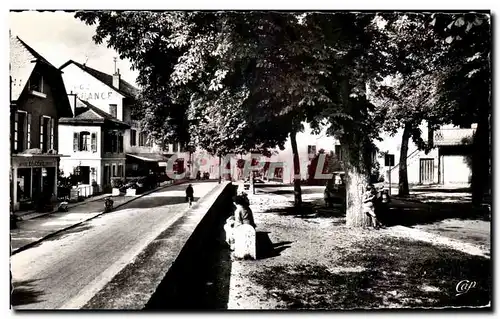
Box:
[112,164,116,177]
[28,72,44,94]
[307,145,316,155]
[334,145,343,161]
[91,133,97,152]
[73,131,96,152]
[79,131,91,151]
[103,131,123,153]
[74,166,90,184]
[14,111,29,152]
[13,112,18,151]
[27,113,31,149]
[109,104,117,118]
[173,142,178,153]
[117,164,124,177]
[130,129,137,146]
[118,134,123,153]
[40,116,51,152]
[50,118,54,150]
[138,131,148,147]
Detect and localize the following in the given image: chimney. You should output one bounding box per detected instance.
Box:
[112,57,120,89]
[113,68,120,89]
[68,92,77,117]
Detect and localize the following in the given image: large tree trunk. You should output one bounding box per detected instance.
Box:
[289,131,302,208]
[343,137,374,228]
[398,122,412,196]
[471,113,490,206]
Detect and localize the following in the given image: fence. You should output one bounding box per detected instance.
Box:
[57,184,102,202]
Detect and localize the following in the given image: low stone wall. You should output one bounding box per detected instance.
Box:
[82,181,236,310]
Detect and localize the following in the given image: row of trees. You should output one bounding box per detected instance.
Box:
[76,11,491,227]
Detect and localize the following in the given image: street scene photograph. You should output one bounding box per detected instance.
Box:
[8,9,492,311]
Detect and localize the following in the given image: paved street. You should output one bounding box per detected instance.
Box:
[11,181,218,310]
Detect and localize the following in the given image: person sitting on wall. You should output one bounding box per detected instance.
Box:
[363,184,383,230]
[232,192,257,259]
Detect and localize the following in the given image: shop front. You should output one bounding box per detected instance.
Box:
[11,155,62,211]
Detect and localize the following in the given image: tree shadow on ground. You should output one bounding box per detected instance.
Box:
[11,279,46,307]
[379,201,490,228]
[113,196,201,211]
[251,237,491,309]
[260,201,345,220]
[41,224,94,243]
[256,231,292,260]
[410,187,471,193]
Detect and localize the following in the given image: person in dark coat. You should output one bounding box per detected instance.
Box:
[186,184,194,207]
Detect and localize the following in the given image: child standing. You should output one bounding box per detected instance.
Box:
[185,184,194,207]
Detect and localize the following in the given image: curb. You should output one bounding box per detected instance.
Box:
[11,180,189,256]
[16,194,110,222]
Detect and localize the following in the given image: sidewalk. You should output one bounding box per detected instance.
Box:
[10,179,188,255]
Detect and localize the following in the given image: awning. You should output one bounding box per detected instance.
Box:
[126,153,173,163]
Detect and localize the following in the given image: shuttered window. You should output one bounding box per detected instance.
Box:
[130,129,137,146]
[27,114,31,149]
[14,112,18,151]
[40,116,44,150]
[118,134,123,153]
[91,133,97,152]
[50,118,54,150]
[117,164,123,177]
[73,132,79,152]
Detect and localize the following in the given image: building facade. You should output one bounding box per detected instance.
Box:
[10,35,73,211]
[375,122,476,186]
[58,95,129,193]
[59,60,189,184]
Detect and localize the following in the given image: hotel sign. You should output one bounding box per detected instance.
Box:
[72,85,114,101]
[18,159,57,168]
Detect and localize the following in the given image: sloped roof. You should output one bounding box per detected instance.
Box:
[126,153,173,162]
[59,60,140,99]
[10,35,73,117]
[59,98,129,128]
[10,35,43,100]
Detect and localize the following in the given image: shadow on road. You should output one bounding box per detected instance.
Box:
[256,231,292,260]
[113,196,201,211]
[11,279,46,307]
[379,200,489,227]
[144,185,237,310]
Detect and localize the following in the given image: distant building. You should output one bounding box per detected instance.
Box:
[375,121,476,186]
[10,35,73,211]
[58,60,189,188]
[225,123,340,183]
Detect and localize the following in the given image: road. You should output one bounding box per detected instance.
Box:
[11,181,218,310]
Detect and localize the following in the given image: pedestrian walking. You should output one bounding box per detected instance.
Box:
[363,184,382,229]
[185,184,194,207]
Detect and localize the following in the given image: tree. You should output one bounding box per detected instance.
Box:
[430,13,491,205]
[367,14,445,196]
[76,11,340,209]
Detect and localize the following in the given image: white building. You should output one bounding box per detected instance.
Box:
[59,95,129,193]
[375,122,476,186]
[58,60,189,189]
